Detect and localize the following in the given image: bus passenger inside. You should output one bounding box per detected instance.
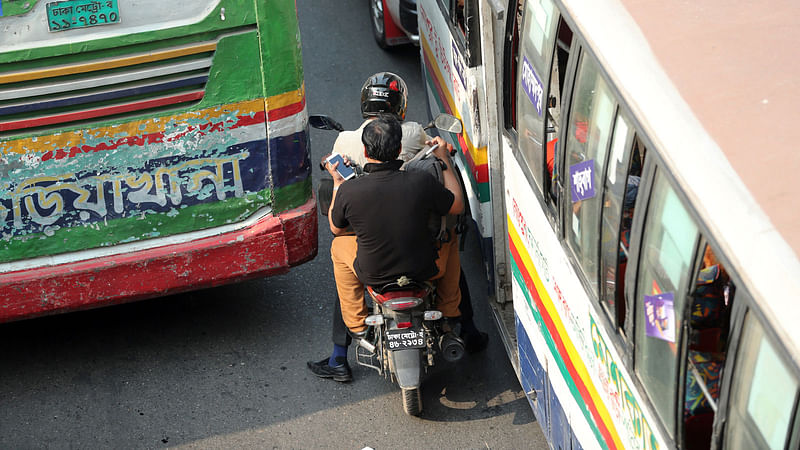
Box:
[612,140,647,315]
[546,18,574,204]
[683,244,735,450]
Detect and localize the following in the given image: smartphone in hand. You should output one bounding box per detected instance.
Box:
[325,153,356,180]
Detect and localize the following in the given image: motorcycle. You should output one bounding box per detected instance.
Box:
[309,112,465,416]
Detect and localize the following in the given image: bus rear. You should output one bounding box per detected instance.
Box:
[0,0,317,322]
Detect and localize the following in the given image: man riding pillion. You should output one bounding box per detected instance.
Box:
[326,115,463,338]
[307,72,487,382]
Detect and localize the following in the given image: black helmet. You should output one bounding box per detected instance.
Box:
[360,72,408,121]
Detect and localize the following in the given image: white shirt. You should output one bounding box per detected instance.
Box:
[332,119,429,168]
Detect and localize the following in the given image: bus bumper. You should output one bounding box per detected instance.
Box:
[0,198,318,323]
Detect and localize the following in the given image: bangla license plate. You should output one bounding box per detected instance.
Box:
[46,0,120,32]
[386,328,425,350]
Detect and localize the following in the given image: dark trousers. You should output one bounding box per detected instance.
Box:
[331,269,475,347]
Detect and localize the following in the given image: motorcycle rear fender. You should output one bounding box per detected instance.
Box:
[389,348,422,389]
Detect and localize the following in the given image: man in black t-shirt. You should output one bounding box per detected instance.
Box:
[325,116,464,336]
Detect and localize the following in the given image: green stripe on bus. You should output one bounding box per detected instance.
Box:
[510,257,608,449]
[273,177,312,213]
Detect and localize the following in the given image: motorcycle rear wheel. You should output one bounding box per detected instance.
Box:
[401,387,422,416]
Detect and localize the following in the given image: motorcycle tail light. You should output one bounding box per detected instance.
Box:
[368,286,428,307]
[424,310,442,321]
[397,321,412,329]
[365,315,384,326]
[383,297,423,311]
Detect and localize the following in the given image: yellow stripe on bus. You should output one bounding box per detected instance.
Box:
[266,85,305,110]
[0,42,217,85]
[508,217,626,450]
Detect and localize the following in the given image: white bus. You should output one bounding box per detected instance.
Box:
[418,0,800,448]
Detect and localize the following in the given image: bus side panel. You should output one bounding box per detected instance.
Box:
[503,144,667,450]
[0,99,271,264]
[418,0,497,293]
[549,379,571,450]
[518,284,587,450]
[418,1,491,231]
[517,315,549,426]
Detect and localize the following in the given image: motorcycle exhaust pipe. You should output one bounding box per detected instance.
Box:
[438,333,466,362]
[357,337,376,353]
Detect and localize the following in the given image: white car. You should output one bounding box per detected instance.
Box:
[369,0,419,48]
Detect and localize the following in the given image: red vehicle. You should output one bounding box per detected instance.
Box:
[369,0,419,48]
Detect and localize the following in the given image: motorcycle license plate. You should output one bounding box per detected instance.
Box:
[386,329,425,350]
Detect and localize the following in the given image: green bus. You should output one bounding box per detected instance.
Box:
[0,0,317,321]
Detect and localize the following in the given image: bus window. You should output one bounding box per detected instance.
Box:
[723,313,799,450]
[544,18,573,206]
[599,113,634,328]
[564,52,616,297]
[682,244,735,450]
[454,0,467,35]
[515,0,559,192]
[447,0,481,67]
[503,0,523,130]
[634,171,699,435]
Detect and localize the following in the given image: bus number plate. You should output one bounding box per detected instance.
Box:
[46,0,120,32]
[386,329,425,350]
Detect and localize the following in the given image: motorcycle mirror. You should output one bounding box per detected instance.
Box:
[425,113,462,134]
[309,114,344,132]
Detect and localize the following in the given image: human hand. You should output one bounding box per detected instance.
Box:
[425,136,454,160]
[325,153,356,185]
[325,158,346,183]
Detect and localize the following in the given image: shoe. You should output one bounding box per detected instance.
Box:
[442,317,462,335]
[307,356,353,382]
[462,331,489,354]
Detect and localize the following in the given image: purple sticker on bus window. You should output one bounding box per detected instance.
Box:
[570,159,596,202]
[644,292,675,342]
[521,56,544,116]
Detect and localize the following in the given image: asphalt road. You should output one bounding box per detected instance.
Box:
[0,1,546,448]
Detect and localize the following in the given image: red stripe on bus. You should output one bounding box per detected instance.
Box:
[268,97,305,122]
[508,240,619,449]
[456,132,489,184]
[39,110,267,163]
[0,91,205,132]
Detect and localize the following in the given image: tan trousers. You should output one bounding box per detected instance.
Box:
[331,234,462,332]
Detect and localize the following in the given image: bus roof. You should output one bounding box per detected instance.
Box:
[619,0,800,257]
[561,0,800,356]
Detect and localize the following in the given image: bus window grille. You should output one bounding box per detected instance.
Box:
[0,28,253,136]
